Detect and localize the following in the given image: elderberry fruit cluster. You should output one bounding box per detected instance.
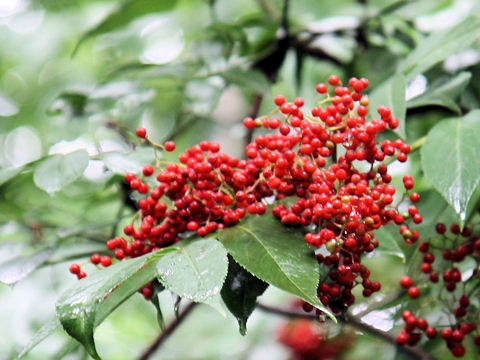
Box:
[397,222,480,357]
[69,75,421,315]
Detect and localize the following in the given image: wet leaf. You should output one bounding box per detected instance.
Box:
[221,256,268,335]
[217,214,335,320]
[421,110,480,226]
[56,249,175,360]
[156,238,228,303]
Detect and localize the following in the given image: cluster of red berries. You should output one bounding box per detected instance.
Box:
[397,222,480,357]
[70,75,421,313]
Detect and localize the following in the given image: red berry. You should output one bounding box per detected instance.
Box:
[143,164,154,177]
[164,141,176,152]
[316,83,328,93]
[101,256,112,267]
[410,192,420,202]
[274,95,286,106]
[69,263,81,274]
[400,276,413,289]
[136,127,147,138]
[425,327,437,338]
[90,254,101,265]
[408,286,420,299]
[328,75,340,86]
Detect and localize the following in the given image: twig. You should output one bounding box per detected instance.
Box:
[257,302,322,320]
[256,302,436,360]
[138,302,198,360]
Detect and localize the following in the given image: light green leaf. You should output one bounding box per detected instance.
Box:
[156,238,228,302]
[217,214,335,320]
[33,150,89,194]
[73,0,178,55]
[103,152,143,175]
[15,317,60,359]
[407,72,471,113]
[56,249,175,360]
[373,224,405,261]
[369,72,406,138]
[0,248,55,285]
[400,15,480,79]
[421,110,480,226]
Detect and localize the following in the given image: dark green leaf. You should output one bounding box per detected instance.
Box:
[217,214,335,320]
[0,248,55,285]
[421,110,480,226]
[15,317,60,359]
[221,256,268,335]
[56,249,175,360]
[33,151,89,194]
[48,92,89,117]
[407,72,471,113]
[156,238,228,302]
[400,15,480,79]
[368,72,406,138]
[150,281,166,331]
[73,0,178,55]
[373,224,405,260]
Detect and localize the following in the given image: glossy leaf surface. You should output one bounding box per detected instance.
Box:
[217,214,334,320]
[156,238,228,302]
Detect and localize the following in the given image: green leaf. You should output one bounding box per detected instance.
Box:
[0,166,23,186]
[56,249,175,360]
[414,189,459,239]
[15,317,60,359]
[103,152,143,175]
[150,281,166,331]
[220,67,270,95]
[373,224,405,261]
[48,92,89,117]
[407,72,472,113]
[33,150,89,195]
[421,110,480,226]
[368,72,406,138]
[156,238,228,302]
[217,214,335,320]
[73,0,178,55]
[400,15,480,79]
[220,256,268,335]
[0,248,55,285]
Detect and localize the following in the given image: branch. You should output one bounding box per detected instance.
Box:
[138,302,198,360]
[256,303,435,360]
